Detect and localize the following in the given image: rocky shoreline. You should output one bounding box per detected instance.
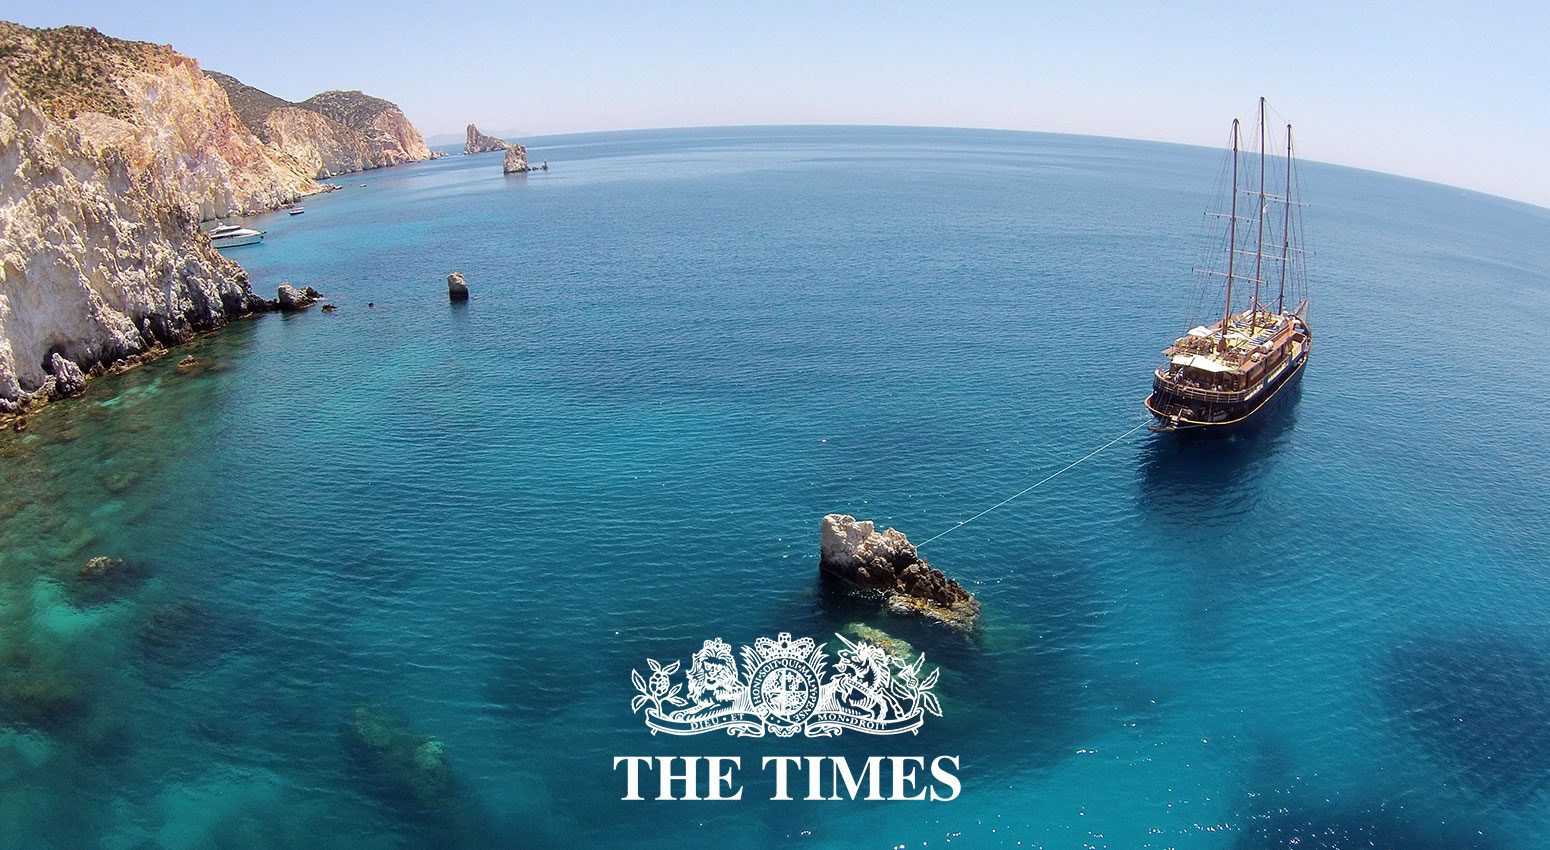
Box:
[0,20,428,420]
[0,277,323,429]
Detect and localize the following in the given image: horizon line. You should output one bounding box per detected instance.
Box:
[427,122,1550,214]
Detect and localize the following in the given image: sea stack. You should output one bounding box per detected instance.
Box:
[819,514,980,629]
[464,123,509,155]
[503,144,529,174]
[447,272,470,301]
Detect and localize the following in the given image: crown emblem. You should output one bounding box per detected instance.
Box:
[629,631,942,737]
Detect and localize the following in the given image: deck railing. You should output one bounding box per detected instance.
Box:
[1152,369,1246,402]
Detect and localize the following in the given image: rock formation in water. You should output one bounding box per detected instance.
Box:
[446,272,470,301]
[300,89,432,166]
[464,123,510,154]
[503,144,529,173]
[276,283,323,312]
[459,123,529,172]
[0,72,268,417]
[0,22,320,219]
[819,514,980,628]
[208,71,436,178]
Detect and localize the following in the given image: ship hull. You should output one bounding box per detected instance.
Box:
[1146,346,1308,433]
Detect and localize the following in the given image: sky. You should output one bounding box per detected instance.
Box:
[8,1,1549,208]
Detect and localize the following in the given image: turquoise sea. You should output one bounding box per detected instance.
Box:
[2,126,1549,849]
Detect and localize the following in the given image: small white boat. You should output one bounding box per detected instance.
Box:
[288,207,305,216]
[208,224,264,249]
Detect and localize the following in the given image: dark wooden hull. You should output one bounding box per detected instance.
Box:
[1146,347,1308,432]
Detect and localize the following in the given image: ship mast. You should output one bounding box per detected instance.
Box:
[1218,119,1240,353]
[1251,97,1266,334]
[1277,123,1293,313]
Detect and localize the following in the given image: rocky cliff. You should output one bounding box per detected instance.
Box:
[301,90,431,166]
[0,22,319,219]
[208,71,433,178]
[464,123,509,154]
[0,73,267,415]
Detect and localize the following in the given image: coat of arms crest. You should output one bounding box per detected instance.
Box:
[629,632,943,737]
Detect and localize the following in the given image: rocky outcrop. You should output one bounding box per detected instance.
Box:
[0,72,266,416]
[503,144,529,174]
[0,23,320,219]
[460,123,530,172]
[208,71,434,178]
[446,272,469,301]
[819,514,980,629]
[464,123,509,154]
[275,283,322,312]
[300,90,431,166]
[48,354,86,397]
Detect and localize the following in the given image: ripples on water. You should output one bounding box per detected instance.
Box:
[1,127,1548,848]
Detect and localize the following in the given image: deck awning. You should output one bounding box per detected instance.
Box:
[1171,353,1236,374]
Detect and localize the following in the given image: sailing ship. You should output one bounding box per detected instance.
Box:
[1146,97,1311,432]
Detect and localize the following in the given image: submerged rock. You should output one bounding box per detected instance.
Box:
[446,272,470,301]
[347,705,454,808]
[502,144,529,174]
[820,514,979,629]
[97,469,139,494]
[842,622,915,663]
[175,355,205,373]
[73,555,148,603]
[0,665,87,730]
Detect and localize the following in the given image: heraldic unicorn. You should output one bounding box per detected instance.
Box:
[629,632,943,737]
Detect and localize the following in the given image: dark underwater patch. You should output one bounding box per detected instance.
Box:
[1385,633,1550,807]
[1233,800,1498,850]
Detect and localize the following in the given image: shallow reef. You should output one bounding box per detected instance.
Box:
[346,704,455,810]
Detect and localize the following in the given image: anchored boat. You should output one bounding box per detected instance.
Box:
[1146,98,1311,432]
[207,223,264,249]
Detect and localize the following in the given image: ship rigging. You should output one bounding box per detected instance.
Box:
[1146,97,1311,432]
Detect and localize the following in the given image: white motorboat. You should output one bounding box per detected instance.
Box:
[207,223,264,249]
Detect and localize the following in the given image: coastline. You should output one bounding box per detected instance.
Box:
[0,122,1548,849]
[0,20,437,419]
[0,313,263,431]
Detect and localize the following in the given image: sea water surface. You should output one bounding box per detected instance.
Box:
[2,126,1549,849]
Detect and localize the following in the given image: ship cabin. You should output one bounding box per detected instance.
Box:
[1155,308,1307,400]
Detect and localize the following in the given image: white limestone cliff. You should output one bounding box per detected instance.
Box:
[0,74,265,415]
[0,22,319,220]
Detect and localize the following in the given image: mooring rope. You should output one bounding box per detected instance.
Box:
[914,418,1150,548]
